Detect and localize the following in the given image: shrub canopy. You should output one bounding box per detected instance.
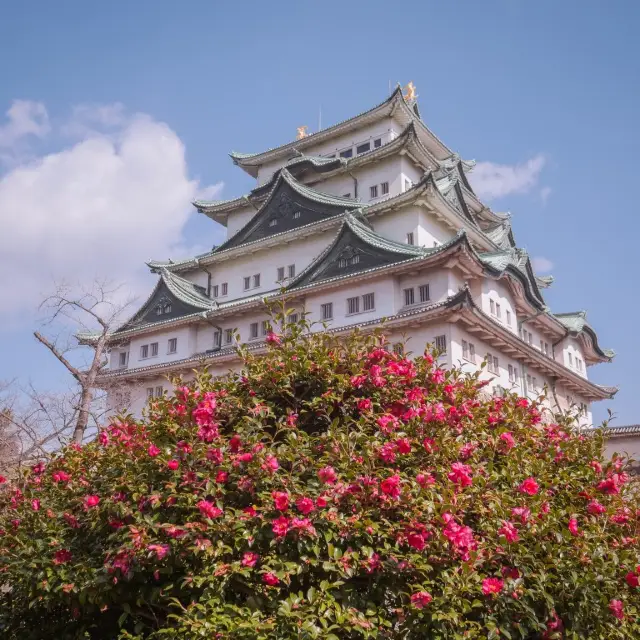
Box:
[0,313,639,639]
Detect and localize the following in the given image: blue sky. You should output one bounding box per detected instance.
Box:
[0,0,638,425]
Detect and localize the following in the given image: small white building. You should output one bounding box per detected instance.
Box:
[94,86,617,420]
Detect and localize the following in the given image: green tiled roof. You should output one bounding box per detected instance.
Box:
[554,311,615,360]
[160,268,212,310]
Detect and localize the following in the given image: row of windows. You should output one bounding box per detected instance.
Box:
[567,352,584,371]
[325,136,383,160]
[369,181,389,199]
[277,264,296,282]
[508,364,519,384]
[489,299,512,327]
[269,211,301,227]
[211,282,228,298]
[403,284,430,306]
[486,352,500,374]
[146,385,164,399]
[462,339,476,362]
[138,338,177,360]
[526,374,539,391]
[243,274,261,291]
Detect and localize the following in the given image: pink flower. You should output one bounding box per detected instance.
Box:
[229,436,242,452]
[377,414,398,434]
[431,369,445,384]
[448,462,473,488]
[416,472,435,488]
[198,500,223,520]
[215,470,228,483]
[271,516,290,538]
[272,491,290,511]
[237,452,253,463]
[407,532,426,551]
[396,438,412,454]
[147,544,170,560]
[598,475,622,495]
[53,549,72,565]
[498,521,519,543]
[148,444,161,457]
[262,572,280,585]
[295,497,315,515]
[518,477,539,496]
[262,455,279,473]
[380,474,402,498]
[568,518,579,536]
[265,332,282,345]
[318,466,337,485]
[609,599,624,620]
[167,459,179,471]
[511,506,531,523]
[0,475,6,483]
[516,398,529,408]
[587,500,606,515]
[52,470,71,483]
[206,448,223,464]
[84,495,100,509]
[499,432,516,450]
[98,432,109,446]
[410,591,433,609]
[482,577,504,595]
[31,499,41,511]
[625,571,639,588]
[422,438,436,453]
[357,398,372,411]
[242,552,259,567]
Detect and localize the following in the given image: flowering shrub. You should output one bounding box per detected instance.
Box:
[0,314,639,639]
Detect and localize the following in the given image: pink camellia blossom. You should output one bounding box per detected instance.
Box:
[31,499,40,511]
[84,495,100,509]
[148,444,161,458]
[242,552,259,567]
[448,462,473,488]
[147,544,170,560]
[609,599,624,620]
[357,398,372,412]
[215,471,228,484]
[598,474,627,495]
[422,438,436,453]
[295,497,315,515]
[410,591,433,609]
[206,448,223,464]
[318,466,337,485]
[272,491,290,511]
[377,414,399,434]
[167,460,179,471]
[431,369,445,384]
[262,572,280,585]
[498,521,519,543]
[197,500,223,520]
[98,431,109,446]
[587,500,606,515]
[380,474,402,498]
[0,475,6,483]
[568,518,580,536]
[396,438,412,454]
[589,460,603,474]
[53,549,72,565]
[511,506,531,523]
[262,455,279,473]
[265,332,282,345]
[271,516,289,538]
[482,577,504,596]
[229,436,242,453]
[625,571,639,588]
[237,453,253,463]
[407,532,427,551]
[52,470,71,483]
[516,398,529,408]
[316,496,328,508]
[499,432,516,450]
[518,477,539,496]
[416,472,435,488]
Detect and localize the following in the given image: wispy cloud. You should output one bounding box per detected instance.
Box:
[469,154,546,200]
[532,256,554,273]
[540,186,552,205]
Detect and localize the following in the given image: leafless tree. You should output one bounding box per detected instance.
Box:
[32,279,134,444]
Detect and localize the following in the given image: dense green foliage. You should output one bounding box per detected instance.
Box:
[0,312,639,639]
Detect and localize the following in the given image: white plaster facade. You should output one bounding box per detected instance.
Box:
[96,88,616,423]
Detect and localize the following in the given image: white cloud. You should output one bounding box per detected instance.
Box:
[0,103,222,324]
[0,100,50,166]
[469,154,545,200]
[532,256,554,273]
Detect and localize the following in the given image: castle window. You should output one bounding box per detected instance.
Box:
[463,340,475,363]
[225,329,233,345]
[406,232,414,245]
[140,344,149,359]
[150,342,159,357]
[288,264,295,278]
[168,338,177,354]
[243,277,251,291]
[374,138,382,148]
[118,352,127,367]
[146,387,154,399]
[506,309,512,326]
[250,322,259,340]
[362,293,375,311]
[221,282,228,296]
[269,218,277,227]
[321,302,333,320]
[568,352,573,366]
[419,284,430,302]
[155,386,163,398]
[339,148,353,159]
[293,211,301,219]
[381,181,389,195]
[404,287,415,306]
[213,331,222,348]
[155,299,172,315]
[262,320,270,336]
[370,185,378,199]
[347,296,360,315]
[287,313,299,325]
[357,142,370,154]
[435,335,447,354]
[277,267,285,282]
[253,274,261,288]
[212,285,219,298]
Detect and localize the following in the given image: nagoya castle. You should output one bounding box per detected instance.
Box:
[98,84,616,420]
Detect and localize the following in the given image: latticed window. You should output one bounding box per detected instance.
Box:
[221,282,228,296]
[140,345,149,359]
[250,322,259,339]
[288,264,295,278]
[168,338,177,354]
[419,284,430,302]
[212,285,219,298]
[261,320,270,336]
[277,267,285,281]
[269,218,277,227]
[321,303,333,320]
[362,293,375,311]
[253,274,260,288]
[347,297,359,315]
[225,329,233,345]
[406,232,414,245]
[213,331,222,348]
[370,185,378,199]
[287,313,299,325]
[404,288,415,306]
[434,335,447,354]
[150,342,158,357]
[381,181,389,195]
[155,386,163,398]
